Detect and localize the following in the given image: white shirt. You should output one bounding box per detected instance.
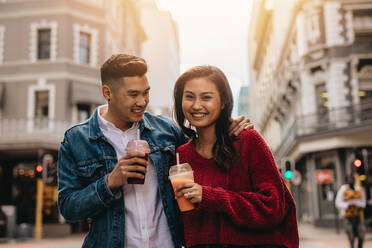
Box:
[335,183,366,217]
[97,105,173,248]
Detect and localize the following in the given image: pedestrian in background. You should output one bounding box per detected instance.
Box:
[172,65,299,248]
[336,174,366,248]
[58,54,252,248]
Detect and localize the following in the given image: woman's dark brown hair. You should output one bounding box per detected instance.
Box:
[173,65,238,171]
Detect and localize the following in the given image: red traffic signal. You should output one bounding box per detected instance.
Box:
[353,159,362,168]
[36,164,43,173]
[35,164,43,178]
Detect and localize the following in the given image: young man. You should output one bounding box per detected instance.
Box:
[58,54,251,248]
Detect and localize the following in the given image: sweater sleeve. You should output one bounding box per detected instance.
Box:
[197,130,292,229]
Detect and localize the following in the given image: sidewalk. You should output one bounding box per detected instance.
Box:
[299,222,372,248]
[0,234,84,248]
[1,223,372,248]
[299,222,372,240]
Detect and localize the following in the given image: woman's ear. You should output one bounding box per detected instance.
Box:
[221,103,225,110]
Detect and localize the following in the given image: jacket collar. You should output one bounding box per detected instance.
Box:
[89,107,154,140]
[139,112,155,132]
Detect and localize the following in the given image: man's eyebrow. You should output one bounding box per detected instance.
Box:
[127,87,151,94]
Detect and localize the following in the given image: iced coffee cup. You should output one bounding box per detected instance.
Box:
[169,163,195,212]
[126,139,150,184]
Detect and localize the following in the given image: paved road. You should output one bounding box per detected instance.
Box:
[1,238,372,248]
[0,235,83,248]
[0,226,372,248]
[301,239,372,248]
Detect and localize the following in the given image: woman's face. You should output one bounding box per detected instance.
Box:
[182,77,222,130]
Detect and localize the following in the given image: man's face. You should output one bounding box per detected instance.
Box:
[109,75,150,128]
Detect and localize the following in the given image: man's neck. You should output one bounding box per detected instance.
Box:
[101,106,132,132]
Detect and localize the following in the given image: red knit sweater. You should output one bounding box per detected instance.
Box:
[176,129,299,248]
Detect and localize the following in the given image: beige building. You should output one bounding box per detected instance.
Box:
[0,0,145,236]
[248,0,372,227]
[137,0,180,116]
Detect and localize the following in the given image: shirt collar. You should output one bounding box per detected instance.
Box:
[97,105,138,133]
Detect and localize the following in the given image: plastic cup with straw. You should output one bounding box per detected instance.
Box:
[169,153,195,212]
[125,127,150,184]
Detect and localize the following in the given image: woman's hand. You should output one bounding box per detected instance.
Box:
[174,182,203,204]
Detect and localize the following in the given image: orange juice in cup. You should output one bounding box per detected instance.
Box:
[169,163,195,212]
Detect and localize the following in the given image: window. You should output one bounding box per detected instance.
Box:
[30,20,58,62]
[73,24,98,66]
[77,103,91,122]
[37,29,51,59]
[34,91,49,119]
[359,80,372,121]
[353,33,372,53]
[315,83,329,127]
[79,32,91,64]
[359,75,372,106]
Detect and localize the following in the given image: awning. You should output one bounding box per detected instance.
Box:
[69,81,105,105]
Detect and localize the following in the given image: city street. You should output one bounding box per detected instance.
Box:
[0,223,372,248]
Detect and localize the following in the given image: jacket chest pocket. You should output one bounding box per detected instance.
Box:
[76,162,107,186]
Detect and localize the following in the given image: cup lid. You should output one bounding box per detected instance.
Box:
[126,140,150,152]
[169,163,192,176]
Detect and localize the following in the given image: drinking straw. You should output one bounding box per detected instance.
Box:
[176,152,180,165]
[137,129,140,140]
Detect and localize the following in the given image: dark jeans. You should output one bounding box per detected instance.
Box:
[345,217,365,248]
[190,245,285,248]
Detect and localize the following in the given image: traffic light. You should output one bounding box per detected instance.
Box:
[42,154,55,185]
[284,159,294,179]
[353,149,366,176]
[284,160,294,179]
[353,158,362,168]
[35,164,43,178]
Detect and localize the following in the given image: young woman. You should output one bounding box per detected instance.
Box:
[173,65,299,248]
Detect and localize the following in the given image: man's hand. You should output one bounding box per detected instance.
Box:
[107,152,148,190]
[229,116,254,136]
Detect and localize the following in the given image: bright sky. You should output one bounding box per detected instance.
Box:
[155,0,252,104]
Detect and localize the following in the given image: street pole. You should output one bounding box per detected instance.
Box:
[333,188,340,233]
[355,173,365,223]
[284,179,291,193]
[35,178,43,240]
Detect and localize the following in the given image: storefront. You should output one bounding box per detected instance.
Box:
[292,147,372,228]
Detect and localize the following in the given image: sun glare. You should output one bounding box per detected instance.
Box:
[155,0,249,20]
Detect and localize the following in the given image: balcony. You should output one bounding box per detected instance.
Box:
[0,118,73,151]
[275,102,372,159]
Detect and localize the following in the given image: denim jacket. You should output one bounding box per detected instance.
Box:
[58,109,187,248]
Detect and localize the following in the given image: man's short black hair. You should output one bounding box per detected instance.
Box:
[100,54,148,86]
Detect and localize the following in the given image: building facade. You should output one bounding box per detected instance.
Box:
[0,0,145,235]
[137,0,180,116]
[237,85,249,117]
[248,0,372,227]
